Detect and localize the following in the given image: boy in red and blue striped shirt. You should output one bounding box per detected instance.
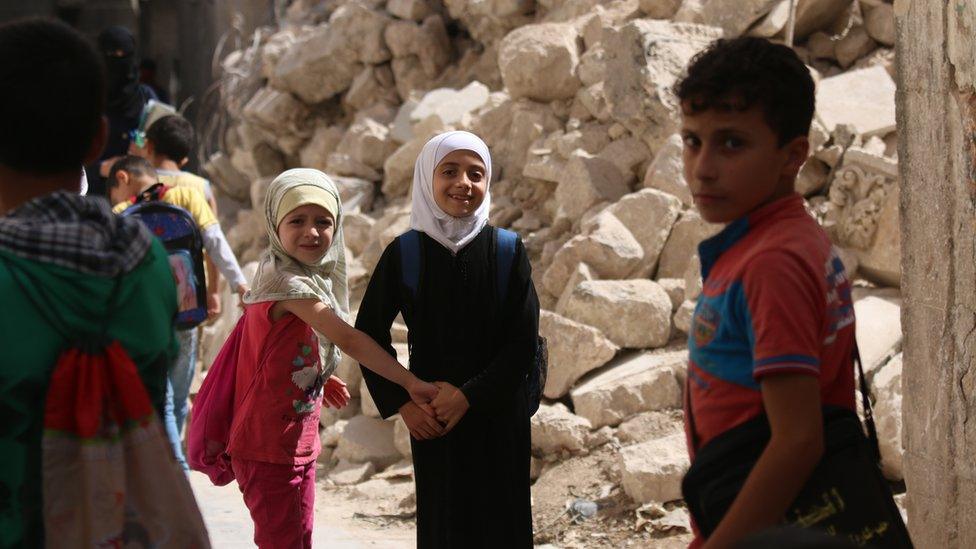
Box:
[677,37,856,548]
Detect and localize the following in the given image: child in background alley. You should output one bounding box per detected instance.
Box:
[133,114,229,319]
[109,155,248,470]
[677,37,858,547]
[0,19,178,546]
[356,131,539,548]
[225,168,438,548]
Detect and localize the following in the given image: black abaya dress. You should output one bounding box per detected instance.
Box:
[355,226,539,549]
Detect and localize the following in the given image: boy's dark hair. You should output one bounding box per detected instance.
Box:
[146,115,194,162]
[675,37,815,146]
[0,18,106,174]
[107,155,156,189]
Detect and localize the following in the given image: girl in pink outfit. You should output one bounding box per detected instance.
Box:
[228,169,438,548]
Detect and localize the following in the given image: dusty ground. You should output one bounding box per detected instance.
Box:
[189,470,415,548]
[191,449,693,548]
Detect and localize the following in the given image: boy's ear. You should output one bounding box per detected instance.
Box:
[782,135,810,179]
[178,156,189,168]
[83,116,109,165]
[114,169,130,189]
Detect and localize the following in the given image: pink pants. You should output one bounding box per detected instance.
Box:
[232,457,316,549]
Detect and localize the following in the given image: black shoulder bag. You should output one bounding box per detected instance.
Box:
[681,346,913,547]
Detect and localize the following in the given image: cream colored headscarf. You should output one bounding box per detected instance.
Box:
[244,168,350,378]
[410,131,492,255]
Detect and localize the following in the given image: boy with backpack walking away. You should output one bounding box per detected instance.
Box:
[356,131,540,548]
[676,37,910,548]
[109,154,249,470]
[0,18,206,546]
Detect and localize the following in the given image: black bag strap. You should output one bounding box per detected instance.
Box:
[134,182,168,204]
[686,340,882,463]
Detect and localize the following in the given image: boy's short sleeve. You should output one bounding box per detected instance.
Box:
[166,187,217,230]
[742,250,824,381]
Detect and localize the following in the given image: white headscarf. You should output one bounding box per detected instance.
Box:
[244,168,350,378]
[410,131,492,255]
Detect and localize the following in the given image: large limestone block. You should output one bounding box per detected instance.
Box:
[382,122,447,197]
[336,118,398,171]
[343,212,376,257]
[299,125,345,172]
[563,280,673,349]
[699,0,779,37]
[569,213,646,279]
[570,349,686,428]
[639,0,682,19]
[530,403,593,455]
[874,353,903,481]
[673,299,696,335]
[468,95,562,180]
[597,137,651,178]
[344,65,399,110]
[384,15,452,78]
[334,415,400,468]
[856,184,901,287]
[620,434,689,503]
[498,23,582,101]
[616,410,684,444]
[555,151,632,221]
[272,7,392,104]
[540,310,619,399]
[393,416,412,458]
[864,4,895,47]
[792,0,854,40]
[542,215,643,297]
[823,146,900,286]
[387,0,432,21]
[835,26,877,69]
[816,66,896,137]
[657,211,722,279]
[554,261,594,315]
[601,189,683,278]
[643,133,693,208]
[242,87,311,137]
[853,288,902,378]
[602,20,723,152]
[330,459,376,485]
[410,81,490,127]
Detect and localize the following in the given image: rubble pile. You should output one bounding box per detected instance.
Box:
[199,0,904,543]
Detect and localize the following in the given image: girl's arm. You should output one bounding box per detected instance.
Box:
[280,298,437,404]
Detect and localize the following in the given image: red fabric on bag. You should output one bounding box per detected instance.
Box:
[187,316,246,485]
[43,342,154,437]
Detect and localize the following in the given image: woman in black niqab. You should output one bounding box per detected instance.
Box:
[86,26,158,197]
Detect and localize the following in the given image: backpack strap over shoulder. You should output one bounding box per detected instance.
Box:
[398,229,421,298]
[495,228,518,302]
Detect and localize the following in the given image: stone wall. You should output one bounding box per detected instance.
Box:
[897,0,976,546]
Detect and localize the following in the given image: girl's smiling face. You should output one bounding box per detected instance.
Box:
[432,149,487,218]
[277,203,335,265]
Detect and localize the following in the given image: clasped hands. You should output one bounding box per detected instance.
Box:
[400,381,469,441]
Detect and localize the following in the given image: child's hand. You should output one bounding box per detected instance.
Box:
[399,401,445,440]
[323,375,351,408]
[430,382,469,433]
[407,377,439,405]
[207,291,222,320]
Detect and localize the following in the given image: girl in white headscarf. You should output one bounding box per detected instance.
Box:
[356,132,540,548]
[217,169,438,548]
